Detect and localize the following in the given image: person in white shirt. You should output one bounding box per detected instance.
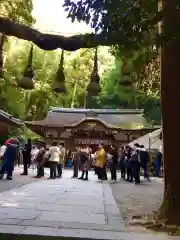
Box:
[0,144,6,159]
[48,142,60,179]
[30,146,39,170]
[57,143,65,178]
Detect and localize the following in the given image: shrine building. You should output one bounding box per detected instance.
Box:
[25,108,155,150]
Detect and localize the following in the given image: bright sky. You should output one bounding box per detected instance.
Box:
[32,0,92,35]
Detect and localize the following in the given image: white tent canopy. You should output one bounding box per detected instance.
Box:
[129,128,162,150]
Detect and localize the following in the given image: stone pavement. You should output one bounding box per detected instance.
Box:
[0,170,177,240]
[0,167,39,193]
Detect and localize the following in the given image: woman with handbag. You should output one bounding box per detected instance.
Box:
[78,147,91,181]
[34,145,46,178]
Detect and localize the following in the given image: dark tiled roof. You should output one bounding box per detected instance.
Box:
[49,108,144,114]
[26,108,147,130]
[0,110,23,127]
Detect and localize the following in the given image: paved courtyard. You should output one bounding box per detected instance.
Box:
[0,170,178,239]
[0,167,39,193]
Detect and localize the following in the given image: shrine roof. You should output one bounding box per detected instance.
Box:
[25,107,147,131]
[49,108,144,114]
[0,110,23,127]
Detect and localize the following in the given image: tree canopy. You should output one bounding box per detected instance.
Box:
[0,0,178,54]
[0,0,162,51]
[0,0,34,25]
[63,0,160,48]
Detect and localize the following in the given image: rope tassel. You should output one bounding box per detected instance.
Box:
[16,44,34,90]
[52,50,66,94]
[86,47,101,96]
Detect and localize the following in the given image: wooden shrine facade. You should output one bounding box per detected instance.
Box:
[25,108,156,150]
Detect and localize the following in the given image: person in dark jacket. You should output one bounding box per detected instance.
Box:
[118,146,126,179]
[27,139,32,168]
[0,141,17,180]
[139,145,150,180]
[109,145,118,182]
[125,146,133,182]
[72,147,80,178]
[130,149,141,184]
[20,144,29,176]
[34,145,46,178]
[154,149,162,177]
[78,148,90,180]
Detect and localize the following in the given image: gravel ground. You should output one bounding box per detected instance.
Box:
[110,177,164,226]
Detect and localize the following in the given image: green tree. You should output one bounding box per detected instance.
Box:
[0,0,34,25]
[98,58,161,124]
[0,0,34,117]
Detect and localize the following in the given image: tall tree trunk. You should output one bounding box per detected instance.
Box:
[159,0,180,224]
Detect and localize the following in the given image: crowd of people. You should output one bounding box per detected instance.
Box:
[0,138,162,183]
[0,139,66,180]
[72,143,151,184]
[20,141,66,179]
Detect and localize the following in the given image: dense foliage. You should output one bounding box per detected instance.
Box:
[0,38,161,127]
[0,0,34,25]
[63,0,160,49]
[0,39,113,119]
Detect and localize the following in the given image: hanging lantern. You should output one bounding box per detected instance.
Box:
[86,47,101,96]
[16,45,34,90]
[52,50,66,93]
[0,34,5,78]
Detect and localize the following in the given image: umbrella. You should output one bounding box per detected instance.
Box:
[129,128,162,150]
